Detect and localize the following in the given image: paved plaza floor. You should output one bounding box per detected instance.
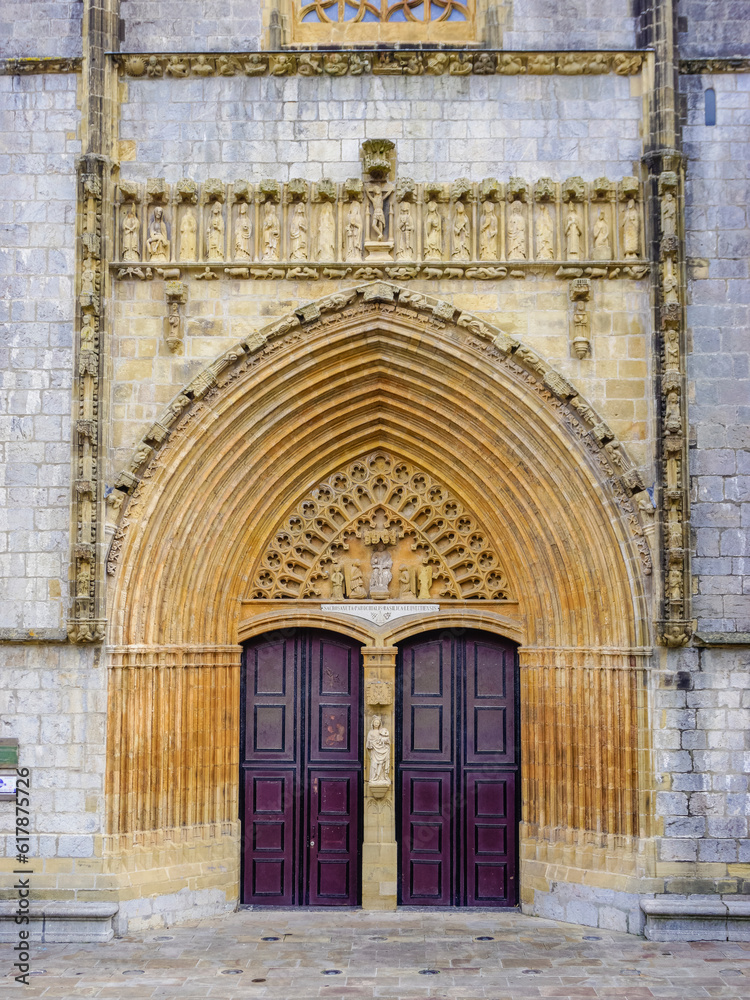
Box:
[2,908,750,999]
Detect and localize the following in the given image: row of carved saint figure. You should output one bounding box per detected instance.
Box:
[119,197,643,265]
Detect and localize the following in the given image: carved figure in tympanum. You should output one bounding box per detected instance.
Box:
[398,564,416,599]
[369,542,393,598]
[234,203,251,260]
[424,199,443,260]
[479,200,498,260]
[122,203,140,262]
[330,561,345,600]
[262,201,281,261]
[535,203,554,260]
[507,200,526,259]
[290,201,308,262]
[317,201,336,261]
[592,209,612,260]
[417,554,433,599]
[396,202,414,260]
[452,201,471,261]
[179,210,197,261]
[147,206,170,262]
[565,205,582,260]
[347,560,367,599]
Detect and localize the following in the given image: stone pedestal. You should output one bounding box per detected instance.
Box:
[361,644,398,910]
[364,240,394,262]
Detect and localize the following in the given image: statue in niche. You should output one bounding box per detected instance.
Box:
[234,203,251,260]
[665,389,681,433]
[452,202,471,261]
[366,716,391,787]
[122,203,140,262]
[661,191,677,238]
[507,200,526,259]
[289,202,308,262]
[262,201,280,261]
[365,181,393,241]
[665,327,679,369]
[417,555,433,600]
[398,565,416,600]
[370,543,393,598]
[179,210,197,261]
[345,201,362,262]
[207,202,225,261]
[80,255,96,296]
[535,203,554,260]
[347,560,367,600]
[396,202,414,260]
[479,201,498,260]
[663,256,679,305]
[330,561,345,601]
[80,314,96,349]
[565,205,582,260]
[317,201,336,261]
[623,199,640,259]
[424,199,442,260]
[668,561,682,600]
[147,206,169,262]
[592,209,611,260]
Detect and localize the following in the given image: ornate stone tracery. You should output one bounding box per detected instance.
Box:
[248,451,513,601]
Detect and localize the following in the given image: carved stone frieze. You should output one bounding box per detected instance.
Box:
[116,51,645,80]
[114,165,648,276]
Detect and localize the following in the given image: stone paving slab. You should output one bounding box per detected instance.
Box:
[1,909,750,999]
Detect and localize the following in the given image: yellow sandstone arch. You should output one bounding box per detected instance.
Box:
[104,283,654,908]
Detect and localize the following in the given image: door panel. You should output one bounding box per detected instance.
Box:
[241,631,362,906]
[398,631,518,907]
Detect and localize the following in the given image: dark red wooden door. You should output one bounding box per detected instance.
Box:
[398,632,518,907]
[241,630,361,906]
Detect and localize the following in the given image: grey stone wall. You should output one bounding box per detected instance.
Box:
[122,0,263,53]
[682,72,750,634]
[677,0,750,59]
[119,72,644,184]
[0,0,83,60]
[0,644,105,870]
[0,74,79,632]
[503,0,636,51]
[656,647,750,888]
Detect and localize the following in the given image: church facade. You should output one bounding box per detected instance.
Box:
[1,0,749,942]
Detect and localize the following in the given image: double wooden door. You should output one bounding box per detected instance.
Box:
[398,632,519,907]
[241,630,362,906]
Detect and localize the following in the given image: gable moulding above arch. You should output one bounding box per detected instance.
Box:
[105,281,653,652]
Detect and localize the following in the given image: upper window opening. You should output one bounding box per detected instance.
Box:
[704,88,716,127]
[291,0,475,44]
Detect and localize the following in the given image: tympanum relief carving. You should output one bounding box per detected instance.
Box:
[249,452,512,601]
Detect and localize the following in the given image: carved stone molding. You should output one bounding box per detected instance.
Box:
[114,50,645,80]
[105,283,654,585]
[69,155,108,643]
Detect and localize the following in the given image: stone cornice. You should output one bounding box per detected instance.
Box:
[113,48,647,79]
[0,56,82,75]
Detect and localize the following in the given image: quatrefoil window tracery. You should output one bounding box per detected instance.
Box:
[299,0,469,23]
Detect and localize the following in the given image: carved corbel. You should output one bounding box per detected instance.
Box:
[569,277,592,358]
[286,178,309,204]
[164,279,186,352]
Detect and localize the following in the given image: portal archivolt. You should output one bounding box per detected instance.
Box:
[107,281,651,650]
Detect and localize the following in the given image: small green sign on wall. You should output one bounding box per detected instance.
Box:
[0,739,19,768]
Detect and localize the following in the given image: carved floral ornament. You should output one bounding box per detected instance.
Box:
[248,451,512,601]
[106,282,653,582]
[115,50,645,81]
